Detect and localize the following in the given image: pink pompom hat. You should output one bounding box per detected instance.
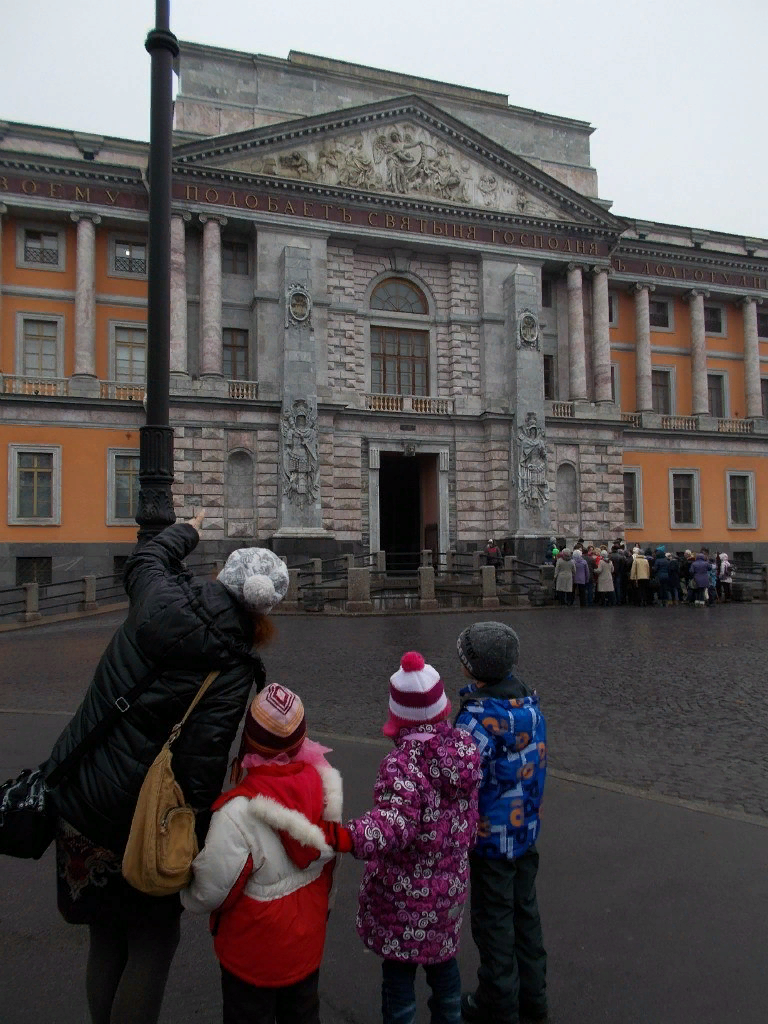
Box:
[382,651,451,738]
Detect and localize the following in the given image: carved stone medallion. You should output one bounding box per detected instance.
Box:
[517,309,540,350]
[286,285,311,327]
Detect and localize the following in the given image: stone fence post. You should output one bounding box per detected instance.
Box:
[281,568,300,612]
[419,565,438,610]
[420,549,432,567]
[481,565,499,609]
[347,566,373,613]
[311,558,322,589]
[82,575,97,611]
[375,551,386,572]
[344,553,355,570]
[444,550,454,574]
[22,583,41,622]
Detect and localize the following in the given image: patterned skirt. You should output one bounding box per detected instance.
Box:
[55,819,181,926]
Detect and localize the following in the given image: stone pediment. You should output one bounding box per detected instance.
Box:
[174,97,621,230]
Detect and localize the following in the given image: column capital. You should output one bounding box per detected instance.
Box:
[629,282,655,295]
[740,295,764,308]
[70,212,101,225]
[171,209,192,222]
[199,213,227,227]
[591,264,611,277]
[566,261,589,274]
[684,288,710,301]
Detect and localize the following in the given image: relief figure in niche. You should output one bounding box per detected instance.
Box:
[278,151,315,180]
[336,135,378,190]
[373,128,420,194]
[518,412,550,509]
[281,399,319,509]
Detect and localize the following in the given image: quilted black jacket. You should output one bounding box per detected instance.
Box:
[45,523,265,854]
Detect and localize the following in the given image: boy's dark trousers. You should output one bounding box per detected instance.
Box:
[469,847,547,1023]
[220,967,320,1024]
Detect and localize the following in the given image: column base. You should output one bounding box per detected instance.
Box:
[69,374,101,398]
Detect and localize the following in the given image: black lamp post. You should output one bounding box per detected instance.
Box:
[136,0,179,545]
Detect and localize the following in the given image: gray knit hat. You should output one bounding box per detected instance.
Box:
[217,548,289,614]
[456,621,520,683]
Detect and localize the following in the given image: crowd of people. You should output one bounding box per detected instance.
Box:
[545,539,734,608]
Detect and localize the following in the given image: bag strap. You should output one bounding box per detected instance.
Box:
[166,670,220,747]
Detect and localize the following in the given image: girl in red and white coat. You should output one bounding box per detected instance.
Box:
[181,683,344,1024]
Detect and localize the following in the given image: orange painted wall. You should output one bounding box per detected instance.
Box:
[0,425,140,543]
[624,451,766,545]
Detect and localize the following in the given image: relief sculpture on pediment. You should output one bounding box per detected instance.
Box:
[216,122,574,219]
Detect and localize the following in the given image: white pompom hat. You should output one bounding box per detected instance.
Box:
[382,651,450,738]
[217,547,289,614]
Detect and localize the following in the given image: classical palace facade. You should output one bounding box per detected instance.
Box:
[1,44,767,584]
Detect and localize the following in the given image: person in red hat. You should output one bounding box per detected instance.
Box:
[181,683,344,1024]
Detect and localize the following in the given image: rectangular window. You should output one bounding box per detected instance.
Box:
[608,293,618,326]
[223,328,249,380]
[727,472,756,529]
[649,299,670,329]
[761,378,768,418]
[610,364,618,404]
[22,319,59,378]
[623,469,642,527]
[670,471,699,527]
[8,444,61,525]
[23,229,59,266]
[758,309,768,340]
[114,326,147,382]
[543,354,555,400]
[222,240,249,275]
[541,278,552,308]
[651,369,672,414]
[707,374,725,418]
[371,327,428,396]
[15,556,52,587]
[114,455,140,520]
[704,304,724,335]
[111,237,147,276]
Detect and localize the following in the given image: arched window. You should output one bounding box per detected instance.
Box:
[226,450,253,510]
[556,463,578,515]
[370,278,429,396]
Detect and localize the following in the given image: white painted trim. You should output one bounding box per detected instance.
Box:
[107,230,148,281]
[622,465,643,529]
[668,468,701,529]
[703,301,728,338]
[106,447,140,526]
[14,311,65,378]
[108,318,148,381]
[651,364,676,415]
[648,296,675,333]
[8,443,62,526]
[15,220,67,273]
[725,470,757,530]
[706,369,730,418]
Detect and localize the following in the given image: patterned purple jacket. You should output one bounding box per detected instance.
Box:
[347,720,482,963]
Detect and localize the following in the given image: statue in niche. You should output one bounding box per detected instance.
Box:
[281,399,319,509]
[518,412,550,509]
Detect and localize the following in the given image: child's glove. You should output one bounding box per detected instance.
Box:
[321,820,354,853]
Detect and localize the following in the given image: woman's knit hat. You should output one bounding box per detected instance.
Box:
[239,683,306,760]
[382,652,450,738]
[217,547,289,613]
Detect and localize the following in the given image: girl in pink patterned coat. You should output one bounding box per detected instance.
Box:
[326,652,482,1024]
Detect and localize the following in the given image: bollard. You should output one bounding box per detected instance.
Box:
[22,582,42,623]
[82,575,98,611]
[419,565,438,611]
[481,564,499,609]
[347,566,373,613]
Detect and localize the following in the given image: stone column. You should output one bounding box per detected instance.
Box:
[70,213,101,396]
[686,289,709,415]
[741,297,762,418]
[566,263,587,400]
[633,283,654,412]
[170,212,191,378]
[591,266,612,403]
[199,214,226,377]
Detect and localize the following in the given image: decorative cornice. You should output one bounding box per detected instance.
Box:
[0,152,143,188]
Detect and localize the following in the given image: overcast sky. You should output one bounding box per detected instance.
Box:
[3,0,766,238]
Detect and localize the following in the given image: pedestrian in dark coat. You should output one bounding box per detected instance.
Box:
[44,512,289,1024]
[652,548,671,606]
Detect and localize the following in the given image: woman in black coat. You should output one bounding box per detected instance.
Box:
[44,511,288,1024]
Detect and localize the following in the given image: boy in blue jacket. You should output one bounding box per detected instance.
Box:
[455,622,548,1024]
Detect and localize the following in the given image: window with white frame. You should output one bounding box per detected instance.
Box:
[109,235,147,278]
[649,298,672,329]
[704,303,726,336]
[608,293,619,327]
[112,324,147,383]
[16,224,66,272]
[761,378,768,418]
[726,471,756,529]
[651,368,673,415]
[108,449,140,524]
[758,308,768,340]
[18,317,62,378]
[8,444,61,525]
[623,468,643,528]
[669,469,700,528]
[370,278,430,396]
[707,373,727,418]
